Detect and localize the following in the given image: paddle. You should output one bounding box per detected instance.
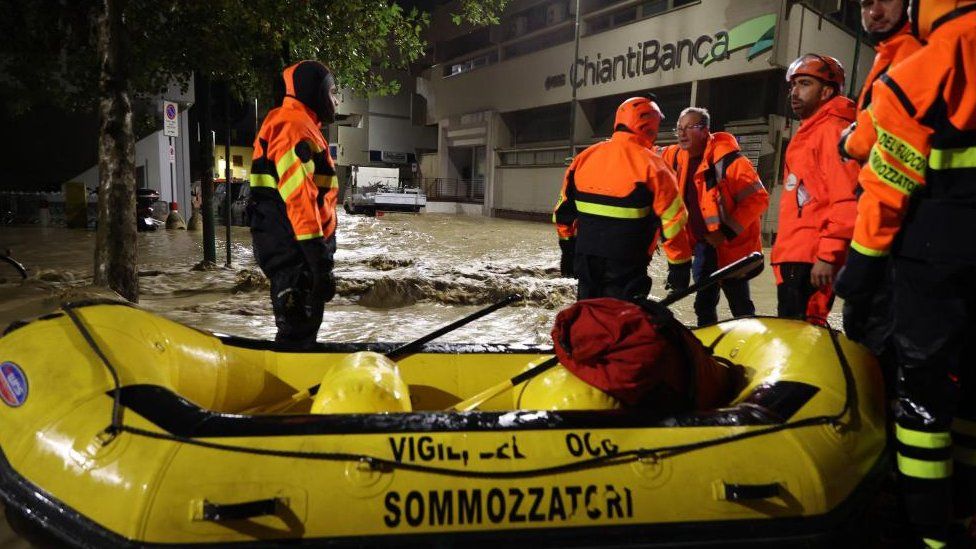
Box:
[251,292,524,414]
[449,252,764,412]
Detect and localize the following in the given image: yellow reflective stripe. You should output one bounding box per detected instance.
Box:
[869,147,921,196]
[275,148,302,180]
[929,146,976,170]
[897,453,952,479]
[249,174,277,189]
[575,200,651,219]
[896,425,951,449]
[663,216,687,240]
[278,166,308,201]
[295,231,324,241]
[314,174,339,188]
[952,417,976,438]
[668,257,692,265]
[922,538,947,549]
[661,195,683,222]
[559,235,573,241]
[874,125,927,177]
[954,446,976,467]
[851,240,888,257]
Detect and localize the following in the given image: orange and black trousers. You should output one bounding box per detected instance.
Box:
[889,254,976,543]
[248,187,335,350]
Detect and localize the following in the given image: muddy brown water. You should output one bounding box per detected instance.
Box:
[0,212,842,544]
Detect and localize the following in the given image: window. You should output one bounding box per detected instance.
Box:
[498,147,571,167]
[585,0,700,36]
[503,104,571,144]
[443,51,500,77]
[640,0,668,17]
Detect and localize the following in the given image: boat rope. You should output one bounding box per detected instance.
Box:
[68,308,858,478]
[62,305,124,443]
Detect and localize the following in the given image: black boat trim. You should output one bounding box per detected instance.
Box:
[113,381,819,437]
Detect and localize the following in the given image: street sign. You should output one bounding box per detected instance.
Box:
[168,144,175,163]
[163,101,179,137]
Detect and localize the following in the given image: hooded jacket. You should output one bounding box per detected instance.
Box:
[842,23,923,163]
[250,97,338,244]
[661,132,769,268]
[771,95,860,267]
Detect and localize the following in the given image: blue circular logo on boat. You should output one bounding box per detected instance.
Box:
[0,362,28,407]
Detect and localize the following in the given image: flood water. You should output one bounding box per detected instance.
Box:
[0,211,823,345]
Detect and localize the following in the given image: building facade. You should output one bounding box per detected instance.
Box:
[419,0,872,236]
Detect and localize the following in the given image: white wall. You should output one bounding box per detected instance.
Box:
[67,110,192,215]
[367,115,437,155]
[494,166,566,214]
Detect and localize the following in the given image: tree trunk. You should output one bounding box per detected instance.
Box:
[195,72,217,265]
[93,0,138,302]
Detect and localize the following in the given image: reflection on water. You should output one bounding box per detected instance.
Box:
[0,212,835,344]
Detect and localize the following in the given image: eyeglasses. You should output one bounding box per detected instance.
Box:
[673,123,706,135]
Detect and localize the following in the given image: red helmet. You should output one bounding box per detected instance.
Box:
[786,54,846,89]
[910,0,976,40]
[614,97,664,143]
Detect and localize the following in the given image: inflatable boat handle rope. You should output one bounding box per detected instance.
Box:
[59,310,857,479]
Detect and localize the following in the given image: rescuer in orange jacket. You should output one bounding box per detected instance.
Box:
[837,0,922,366]
[834,2,976,545]
[248,60,341,350]
[770,54,860,325]
[660,107,768,326]
[554,96,691,300]
[840,0,922,164]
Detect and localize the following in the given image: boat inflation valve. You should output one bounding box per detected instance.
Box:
[311,352,412,414]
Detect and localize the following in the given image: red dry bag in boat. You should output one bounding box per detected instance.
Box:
[550,298,741,411]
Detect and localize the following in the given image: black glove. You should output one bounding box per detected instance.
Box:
[838,122,856,161]
[834,248,886,303]
[298,238,336,302]
[559,238,576,277]
[665,261,691,293]
[322,272,336,303]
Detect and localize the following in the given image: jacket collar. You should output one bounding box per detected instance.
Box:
[800,95,856,130]
[281,96,321,126]
[611,130,655,149]
[877,21,918,55]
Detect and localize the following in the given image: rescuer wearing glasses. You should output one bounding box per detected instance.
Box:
[660,107,768,326]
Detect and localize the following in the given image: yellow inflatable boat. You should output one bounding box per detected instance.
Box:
[0,302,886,547]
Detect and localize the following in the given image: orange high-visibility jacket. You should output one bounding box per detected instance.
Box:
[842,23,923,163]
[660,132,769,268]
[771,96,860,267]
[249,97,339,241]
[851,10,976,262]
[554,131,691,264]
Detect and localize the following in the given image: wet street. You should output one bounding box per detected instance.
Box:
[0,211,811,346]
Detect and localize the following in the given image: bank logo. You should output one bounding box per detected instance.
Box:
[563,13,777,90]
[0,361,28,407]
